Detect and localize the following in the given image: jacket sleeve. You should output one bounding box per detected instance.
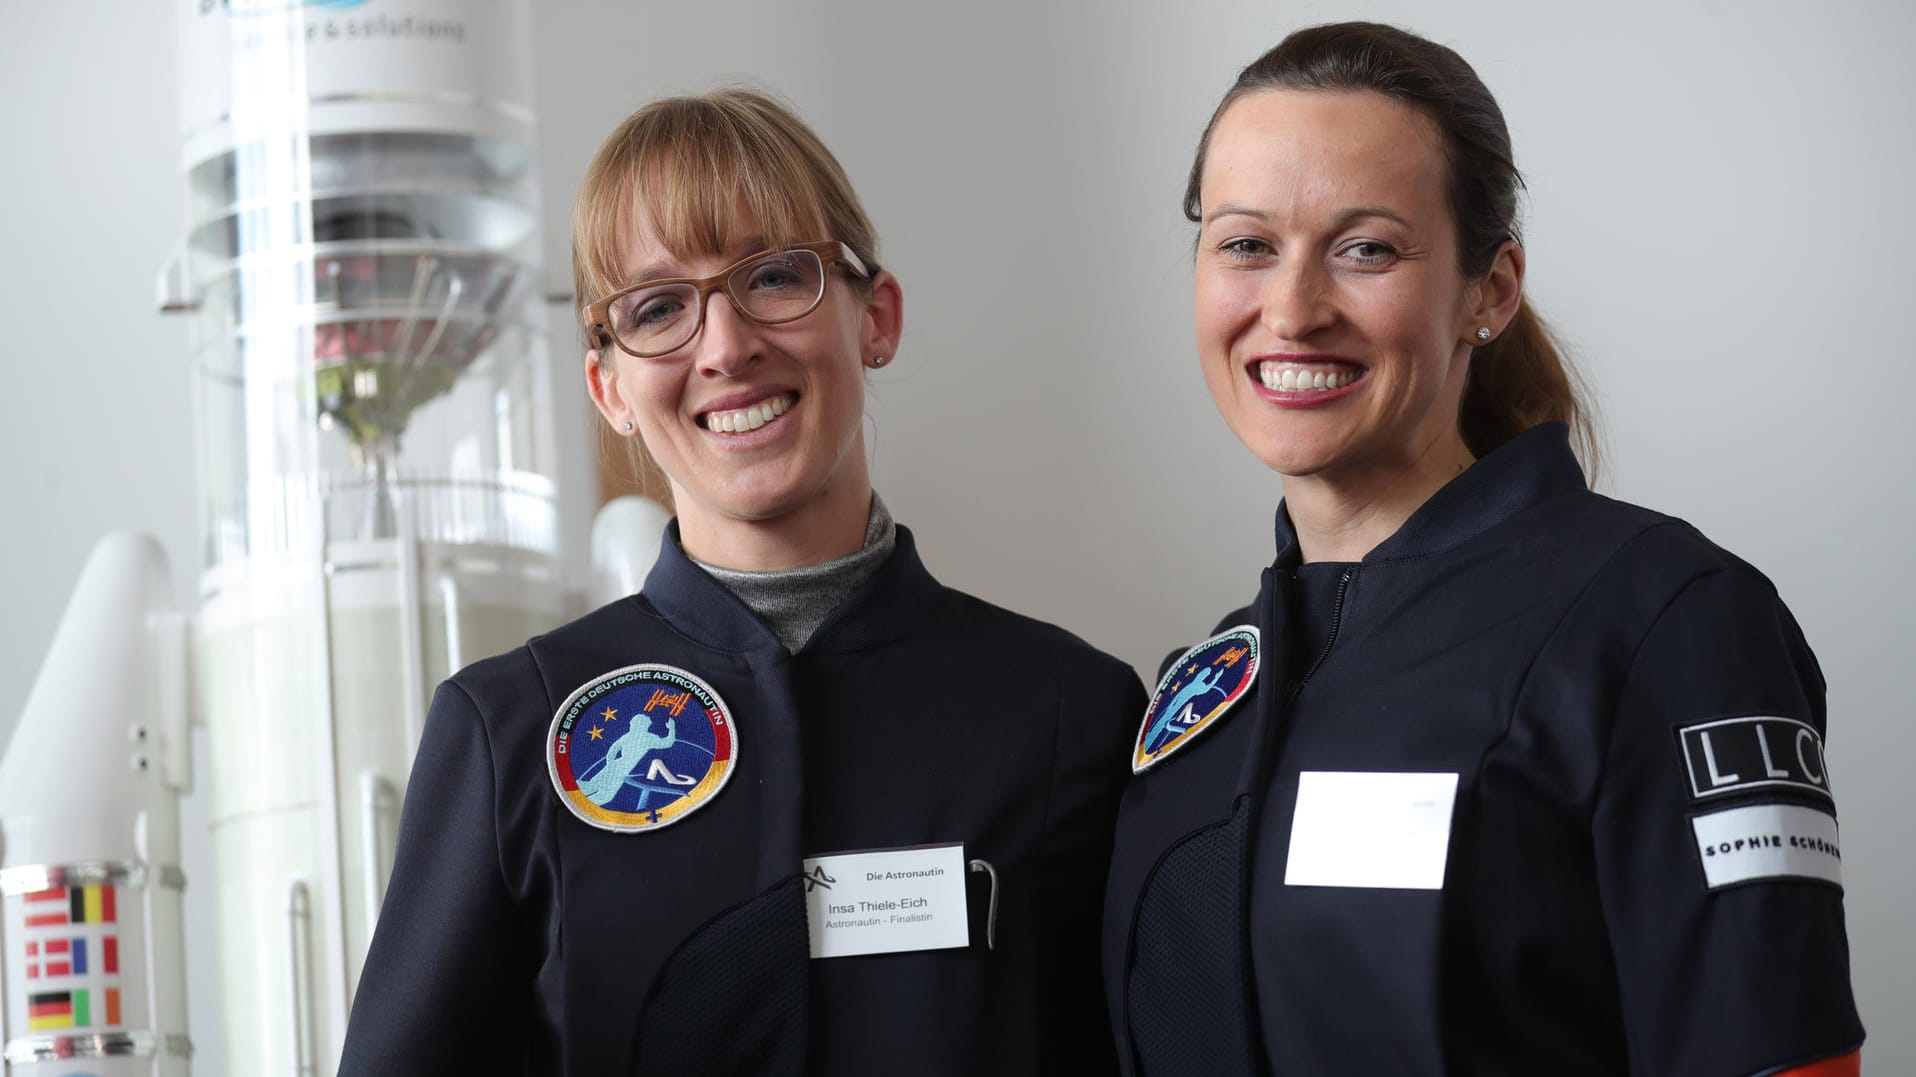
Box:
[1036,655,1148,1075]
[1591,566,1864,1077]
[338,679,535,1075]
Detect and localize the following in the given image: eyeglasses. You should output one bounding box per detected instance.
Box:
[585,241,874,359]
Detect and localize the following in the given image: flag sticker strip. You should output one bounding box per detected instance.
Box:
[22,884,117,927]
[28,989,90,1031]
[24,886,68,928]
[74,883,116,923]
[27,937,92,979]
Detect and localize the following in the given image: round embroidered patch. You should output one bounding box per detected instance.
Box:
[1133,625,1259,774]
[547,664,737,833]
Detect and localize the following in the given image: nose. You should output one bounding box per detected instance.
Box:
[1259,256,1335,342]
[692,288,759,378]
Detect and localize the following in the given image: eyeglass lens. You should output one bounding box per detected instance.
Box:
[608,249,827,356]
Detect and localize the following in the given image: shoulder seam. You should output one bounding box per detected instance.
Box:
[1476,519,1714,816]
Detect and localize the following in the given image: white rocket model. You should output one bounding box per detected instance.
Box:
[1,1,669,1073]
[0,536,192,1076]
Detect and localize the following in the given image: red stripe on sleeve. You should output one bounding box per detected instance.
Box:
[103,937,119,974]
[1772,1050,1862,1077]
[46,961,70,977]
[101,885,116,923]
[24,887,67,904]
[25,912,67,928]
[46,939,69,955]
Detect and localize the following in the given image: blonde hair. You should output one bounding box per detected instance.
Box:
[573,86,880,312]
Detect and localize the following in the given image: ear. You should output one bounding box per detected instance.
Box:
[585,349,633,433]
[859,270,904,368]
[1464,240,1525,345]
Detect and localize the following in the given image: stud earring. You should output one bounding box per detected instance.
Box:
[1475,327,1493,342]
[622,420,635,433]
[871,355,888,367]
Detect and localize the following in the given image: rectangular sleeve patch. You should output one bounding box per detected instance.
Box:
[1677,716,1832,801]
[1691,802,1842,890]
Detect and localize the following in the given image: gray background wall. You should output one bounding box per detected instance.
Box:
[3,0,1910,1070]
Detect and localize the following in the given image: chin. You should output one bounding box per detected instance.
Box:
[1234,427,1346,479]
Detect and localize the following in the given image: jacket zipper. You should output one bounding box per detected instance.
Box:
[1291,568,1353,698]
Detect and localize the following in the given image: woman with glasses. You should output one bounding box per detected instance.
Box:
[1101,23,1862,1077]
[340,88,1143,1075]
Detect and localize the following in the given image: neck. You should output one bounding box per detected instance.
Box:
[1284,428,1475,563]
[674,461,875,572]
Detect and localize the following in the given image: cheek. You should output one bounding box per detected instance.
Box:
[1192,274,1236,354]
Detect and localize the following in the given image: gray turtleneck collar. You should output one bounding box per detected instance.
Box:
[691,493,897,653]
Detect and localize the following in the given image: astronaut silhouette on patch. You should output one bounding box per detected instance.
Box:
[577,716,695,807]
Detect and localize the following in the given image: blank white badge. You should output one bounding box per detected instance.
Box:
[1284,771,1460,890]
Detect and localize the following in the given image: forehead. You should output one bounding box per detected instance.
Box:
[614,195,765,282]
[1201,89,1449,224]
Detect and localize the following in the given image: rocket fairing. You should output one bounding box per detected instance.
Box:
[0,533,191,1076]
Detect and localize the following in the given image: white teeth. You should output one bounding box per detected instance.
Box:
[705,393,795,433]
[1256,361,1357,393]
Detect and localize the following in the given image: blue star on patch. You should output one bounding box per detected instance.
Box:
[1133,625,1259,774]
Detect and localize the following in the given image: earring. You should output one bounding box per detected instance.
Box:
[870,355,889,367]
[622,420,635,433]
[1475,327,1492,342]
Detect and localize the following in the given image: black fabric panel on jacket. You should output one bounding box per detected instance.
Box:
[1127,799,1260,1077]
[348,522,1144,1075]
[1106,424,1865,1076]
[630,876,809,1075]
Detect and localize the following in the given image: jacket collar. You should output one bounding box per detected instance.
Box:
[1273,421,1588,567]
[639,521,943,655]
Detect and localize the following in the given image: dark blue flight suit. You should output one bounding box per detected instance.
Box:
[340,524,1144,1075]
[1104,423,1863,1076]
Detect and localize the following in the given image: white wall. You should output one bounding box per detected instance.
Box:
[3,0,1910,1070]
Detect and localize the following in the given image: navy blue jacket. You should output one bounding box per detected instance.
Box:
[1104,424,1863,1076]
[341,523,1144,1075]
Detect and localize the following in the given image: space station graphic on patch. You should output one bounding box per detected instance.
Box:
[546,663,736,833]
[1134,625,1259,774]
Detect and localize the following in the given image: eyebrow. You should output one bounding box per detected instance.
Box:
[1203,205,1413,231]
[624,235,770,287]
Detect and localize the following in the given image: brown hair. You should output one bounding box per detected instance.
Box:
[1185,22,1598,472]
[571,87,882,500]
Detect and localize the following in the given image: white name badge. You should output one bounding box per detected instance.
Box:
[1284,771,1459,890]
[803,843,970,959]
[1691,802,1843,890]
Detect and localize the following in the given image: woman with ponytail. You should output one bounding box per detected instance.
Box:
[1103,22,1862,1077]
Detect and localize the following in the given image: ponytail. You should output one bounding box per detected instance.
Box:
[1462,303,1600,478]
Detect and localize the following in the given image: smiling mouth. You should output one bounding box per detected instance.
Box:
[1254,360,1363,392]
[700,392,797,433]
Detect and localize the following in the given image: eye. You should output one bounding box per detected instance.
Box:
[616,289,686,329]
[1340,240,1397,267]
[1216,236,1274,263]
[742,256,812,293]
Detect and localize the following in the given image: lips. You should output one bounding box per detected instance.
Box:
[698,391,797,433]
